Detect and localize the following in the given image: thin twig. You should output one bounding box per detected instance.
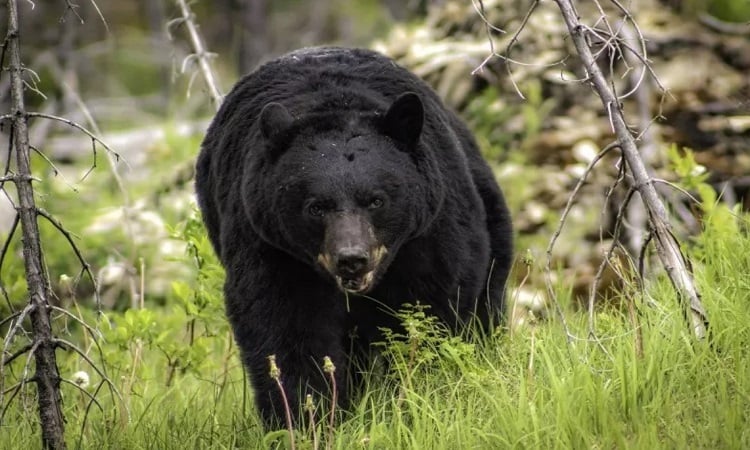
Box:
[545,142,620,342]
[0,303,35,418]
[0,311,21,330]
[59,378,103,413]
[588,186,637,337]
[1,381,25,421]
[26,111,120,168]
[0,213,20,290]
[77,378,111,450]
[51,338,122,405]
[2,343,34,368]
[170,0,224,109]
[29,145,79,191]
[35,208,101,308]
[502,0,540,99]
[49,306,102,341]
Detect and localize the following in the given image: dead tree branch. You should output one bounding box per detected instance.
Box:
[551,0,709,339]
[159,0,223,199]
[3,0,67,447]
[170,0,224,109]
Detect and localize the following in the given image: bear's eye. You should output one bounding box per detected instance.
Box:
[368,198,384,210]
[308,202,325,217]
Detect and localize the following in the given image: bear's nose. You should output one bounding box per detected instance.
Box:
[336,247,369,277]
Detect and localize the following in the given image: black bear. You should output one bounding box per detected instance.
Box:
[195,47,512,428]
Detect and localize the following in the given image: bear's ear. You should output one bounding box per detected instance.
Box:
[259,102,294,140]
[381,92,423,148]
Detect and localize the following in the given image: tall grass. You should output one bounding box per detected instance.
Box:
[2,210,748,449]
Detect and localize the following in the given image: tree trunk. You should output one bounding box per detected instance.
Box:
[5,0,67,448]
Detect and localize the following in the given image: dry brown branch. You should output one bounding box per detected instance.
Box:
[473,0,540,99]
[472,0,550,98]
[471,0,508,35]
[48,305,118,406]
[50,306,101,340]
[1,382,24,419]
[552,0,709,339]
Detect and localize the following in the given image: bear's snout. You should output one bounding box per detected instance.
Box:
[316,213,386,293]
[335,247,370,278]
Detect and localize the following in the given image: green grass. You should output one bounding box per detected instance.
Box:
[3,208,749,450]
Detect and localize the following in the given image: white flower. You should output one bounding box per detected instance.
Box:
[72,371,90,389]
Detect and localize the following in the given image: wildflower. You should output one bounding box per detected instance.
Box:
[72,371,90,389]
[268,355,281,380]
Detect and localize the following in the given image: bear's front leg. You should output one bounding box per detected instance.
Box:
[242,339,349,430]
[224,262,349,430]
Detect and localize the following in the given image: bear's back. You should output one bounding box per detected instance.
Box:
[227,47,444,118]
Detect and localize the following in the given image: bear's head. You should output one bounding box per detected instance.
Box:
[244,92,444,293]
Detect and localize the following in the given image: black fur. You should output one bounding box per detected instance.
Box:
[195,47,513,428]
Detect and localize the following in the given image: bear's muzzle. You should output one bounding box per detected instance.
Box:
[317,213,387,293]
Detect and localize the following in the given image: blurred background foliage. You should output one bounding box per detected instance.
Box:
[0,0,748,318]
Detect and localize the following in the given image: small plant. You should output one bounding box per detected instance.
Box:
[377,303,447,379]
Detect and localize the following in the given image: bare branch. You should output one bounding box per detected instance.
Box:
[29,145,79,191]
[698,13,750,35]
[1,381,25,421]
[59,378,104,413]
[502,0,540,99]
[0,310,21,330]
[2,343,34,367]
[0,213,20,288]
[171,0,224,109]
[471,0,507,35]
[545,141,620,342]
[36,208,101,309]
[49,306,102,341]
[76,378,110,447]
[0,302,35,424]
[552,0,709,339]
[588,186,637,335]
[61,0,109,31]
[51,338,122,404]
[26,111,119,159]
[62,0,85,24]
[49,306,122,430]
